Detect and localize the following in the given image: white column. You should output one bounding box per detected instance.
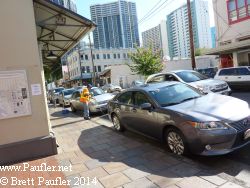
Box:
[233,52,239,67]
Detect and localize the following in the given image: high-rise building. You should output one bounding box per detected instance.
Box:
[90,0,140,49]
[167,0,212,59]
[142,20,169,58]
[50,0,77,12]
[210,27,216,48]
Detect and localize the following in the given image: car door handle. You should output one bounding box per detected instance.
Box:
[132,108,137,112]
[225,77,228,79]
[238,77,241,79]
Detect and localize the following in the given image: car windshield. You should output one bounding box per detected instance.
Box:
[54,88,64,93]
[63,89,75,96]
[91,88,105,96]
[175,71,208,83]
[149,83,202,107]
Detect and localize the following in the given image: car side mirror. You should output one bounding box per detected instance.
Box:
[140,103,152,111]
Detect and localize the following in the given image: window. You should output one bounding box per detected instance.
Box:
[227,0,250,24]
[237,67,250,75]
[148,75,165,83]
[134,92,150,106]
[72,91,80,99]
[165,74,178,81]
[86,66,90,73]
[103,54,106,59]
[104,65,107,68]
[85,55,88,60]
[94,66,97,72]
[98,65,101,72]
[118,53,120,59]
[96,54,100,59]
[113,54,116,59]
[123,53,126,58]
[219,68,237,76]
[107,54,110,59]
[92,54,95,59]
[80,55,83,60]
[117,92,133,105]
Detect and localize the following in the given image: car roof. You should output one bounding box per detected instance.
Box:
[170,69,196,73]
[218,66,250,70]
[126,81,180,92]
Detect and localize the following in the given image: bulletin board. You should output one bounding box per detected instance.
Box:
[0,70,31,120]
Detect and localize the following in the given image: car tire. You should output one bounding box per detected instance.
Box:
[70,104,76,112]
[165,128,188,155]
[112,114,124,132]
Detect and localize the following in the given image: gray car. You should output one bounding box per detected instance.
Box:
[70,87,115,113]
[108,82,250,156]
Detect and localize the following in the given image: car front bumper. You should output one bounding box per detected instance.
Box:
[186,120,250,156]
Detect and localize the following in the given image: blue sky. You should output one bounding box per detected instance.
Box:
[76,0,214,40]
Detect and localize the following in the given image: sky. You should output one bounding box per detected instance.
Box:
[75,0,214,41]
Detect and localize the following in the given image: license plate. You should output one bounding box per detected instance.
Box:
[244,129,250,140]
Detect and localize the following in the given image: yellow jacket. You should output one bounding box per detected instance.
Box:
[80,88,91,103]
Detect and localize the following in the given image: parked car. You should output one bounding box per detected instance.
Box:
[131,80,145,87]
[58,88,76,107]
[145,70,231,95]
[214,66,250,90]
[102,84,122,93]
[47,87,64,103]
[196,67,218,78]
[108,82,250,156]
[70,87,115,113]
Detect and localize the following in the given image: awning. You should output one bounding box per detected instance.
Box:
[33,0,96,65]
[206,39,250,55]
[99,69,111,77]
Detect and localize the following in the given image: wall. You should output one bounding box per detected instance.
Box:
[163,56,219,72]
[0,1,50,145]
[213,0,250,45]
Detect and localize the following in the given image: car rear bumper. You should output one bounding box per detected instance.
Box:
[90,103,108,113]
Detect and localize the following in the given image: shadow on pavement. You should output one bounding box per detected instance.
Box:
[77,124,250,184]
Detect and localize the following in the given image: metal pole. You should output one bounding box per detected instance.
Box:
[78,46,83,85]
[88,34,96,86]
[187,0,196,70]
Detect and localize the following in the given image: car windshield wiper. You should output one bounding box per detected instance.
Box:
[179,96,201,103]
[161,102,182,107]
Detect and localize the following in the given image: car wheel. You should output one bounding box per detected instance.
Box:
[165,128,187,155]
[70,104,76,112]
[112,114,124,132]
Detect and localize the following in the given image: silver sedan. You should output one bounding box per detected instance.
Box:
[70,87,115,113]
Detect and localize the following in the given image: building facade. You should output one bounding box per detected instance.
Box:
[142,20,169,58]
[90,0,140,49]
[63,47,136,85]
[167,0,212,59]
[50,0,77,12]
[207,0,250,67]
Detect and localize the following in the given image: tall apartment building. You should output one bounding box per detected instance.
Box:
[142,20,169,57]
[90,0,140,49]
[50,0,77,12]
[167,0,212,59]
[207,0,250,67]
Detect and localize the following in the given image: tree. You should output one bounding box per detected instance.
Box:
[127,47,163,77]
[195,48,209,56]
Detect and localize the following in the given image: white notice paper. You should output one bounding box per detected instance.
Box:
[0,70,32,120]
[31,84,42,96]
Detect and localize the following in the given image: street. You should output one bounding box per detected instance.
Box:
[49,91,250,188]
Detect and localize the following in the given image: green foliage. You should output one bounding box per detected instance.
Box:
[127,47,163,77]
[43,62,62,82]
[195,48,209,56]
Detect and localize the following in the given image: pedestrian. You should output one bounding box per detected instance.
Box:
[80,87,91,120]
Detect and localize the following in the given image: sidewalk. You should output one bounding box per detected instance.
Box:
[2,106,250,188]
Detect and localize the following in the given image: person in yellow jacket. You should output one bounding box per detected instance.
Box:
[80,87,91,120]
